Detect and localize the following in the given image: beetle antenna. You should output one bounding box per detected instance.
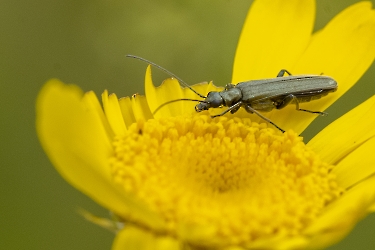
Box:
[153,98,207,115]
[126,55,207,99]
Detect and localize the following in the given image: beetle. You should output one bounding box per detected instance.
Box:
[127,55,338,133]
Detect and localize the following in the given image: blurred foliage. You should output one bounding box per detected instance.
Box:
[1,0,375,249]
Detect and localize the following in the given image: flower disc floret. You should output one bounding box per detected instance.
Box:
[110,114,342,247]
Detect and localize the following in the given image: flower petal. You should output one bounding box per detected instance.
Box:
[182,81,217,99]
[83,90,114,138]
[304,175,375,249]
[331,136,375,189]
[131,94,153,121]
[367,203,375,212]
[102,90,127,136]
[270,2,375,133]
[232,0,315,83]
[112,226,180,250]
[36,79,164,229]
[145,65,186,117]
[308,95,375,165]
[245,236,309,250]
[119,96,136,128]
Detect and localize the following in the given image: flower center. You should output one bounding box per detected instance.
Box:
[110,115,342,246]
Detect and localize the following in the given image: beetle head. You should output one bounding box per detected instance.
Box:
[195,91,223,112]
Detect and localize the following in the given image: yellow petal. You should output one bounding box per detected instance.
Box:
[367,203,375,212]
[36,79,164,229]
[145,64,185,117]
[102,90,127,136]
[245,235,309,250]
[232,0,315,83]
[78,208,122,233]
[270,2,375,133]
[332,136,375,189]
[131,93,153,121]
[183,81,223,100]
[83,90,114,138]
[304,175,375,249]
[308,95,375,165]
[145,66,184,117]
[112,226,180,250]
[118,96,136,128]
[144,65,155,105]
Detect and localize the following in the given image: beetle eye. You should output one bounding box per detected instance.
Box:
[195,102,209,112]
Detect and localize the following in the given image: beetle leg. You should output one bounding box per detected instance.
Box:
[225,83,236,90]
[244,104,285,133]
[275,94,294,109]
[211,101,242,118]
[276,69,292,77]
[276,94,327,116]
[230,106,241,114]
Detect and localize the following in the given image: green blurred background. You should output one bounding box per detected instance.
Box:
[1,0,375,249]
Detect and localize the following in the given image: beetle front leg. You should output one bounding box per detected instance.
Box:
[276,94,327,116]
[211,101,242,118]
[225,83,236,90]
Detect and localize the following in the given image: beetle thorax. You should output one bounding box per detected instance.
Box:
[220,87,242,107]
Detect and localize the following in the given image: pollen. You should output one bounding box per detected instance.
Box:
[109,115,342,247]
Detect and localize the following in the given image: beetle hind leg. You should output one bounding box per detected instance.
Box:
[277,69,292,77]
[277,94,327,116]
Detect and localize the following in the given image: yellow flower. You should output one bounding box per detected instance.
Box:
[36,1,375,249]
